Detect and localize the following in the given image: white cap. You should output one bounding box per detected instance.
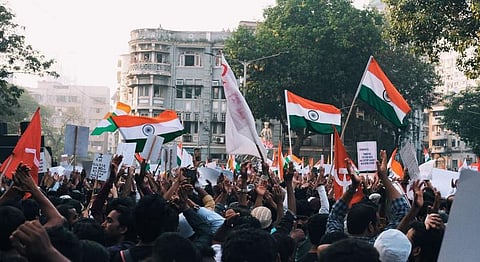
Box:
[374,229,412,262]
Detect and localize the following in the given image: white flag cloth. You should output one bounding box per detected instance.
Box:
[221,55,267,160]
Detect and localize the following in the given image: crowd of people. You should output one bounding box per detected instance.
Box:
[0,149,449,262]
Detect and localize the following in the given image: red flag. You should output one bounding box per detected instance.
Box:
[0,108,41,184]
[333,128,363,205]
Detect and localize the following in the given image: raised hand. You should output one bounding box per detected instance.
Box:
[10,220,68,261]
[412,179,424,209]
[13,163,37,192]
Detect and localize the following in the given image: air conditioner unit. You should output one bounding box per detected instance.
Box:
[183,134,192,142]
[212,80,220,86]
[215,136,225,144]
[175,79,184,85]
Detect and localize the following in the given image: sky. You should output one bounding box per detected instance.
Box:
[6,0,368,93]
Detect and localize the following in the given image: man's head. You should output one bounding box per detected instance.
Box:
[102,205,135,245]
[134,194,178,243]
[73,217,105,245]
[152,232,200,262]
[347,202,379,237]
[407,221,444,262]
[374,229,411,262]
[307,213,329,246]
[318,238,380,262]
[0,205,26,251]
[222,228,278,262]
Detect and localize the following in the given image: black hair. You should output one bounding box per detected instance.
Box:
[319,231,349,245]
[222,228,277,262]
[47,225,82,262]
[72,217,105,245]
[21,198,40,221]
[318,238,380,262]
[106,203,137,243]
[152,232,201,262]
[79,239,110,262]
[347,203,378,235]
[409,221,444,262]
[307,213,329,246]
[134,194,178,243]
[0,206,26,251]
[272,232,295,262]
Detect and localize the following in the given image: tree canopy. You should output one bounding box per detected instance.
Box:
[384,0,480,79]
[442,86,480,155]
[224,0,439,154]
[0,5,57,116]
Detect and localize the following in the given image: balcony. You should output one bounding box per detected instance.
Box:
[129,63,171,76]
[431,146,445,154]
[431,131,448,140]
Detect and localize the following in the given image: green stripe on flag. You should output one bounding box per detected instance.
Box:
[91,118,117,135]
[358,85,407,127]
[289,115,341,134]
[127,130,186,152]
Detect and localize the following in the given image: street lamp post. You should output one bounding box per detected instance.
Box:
[238,52,287,95]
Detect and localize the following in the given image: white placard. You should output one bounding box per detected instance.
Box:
[140,135,164,163]
[89,153,112,181]
[356,141,377,171]
[399,141,420,180]
[438,168,480,261]
[116,142,137,166]
[39,151,52,173]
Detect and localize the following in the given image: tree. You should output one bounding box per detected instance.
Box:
[224,0,439,155]
[442,86,480,155]
[0,5,57,116]
[384,0,480,78]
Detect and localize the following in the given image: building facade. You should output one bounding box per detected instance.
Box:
[27,81,111,158]
[424,51,479,170]
[120,28,234,161]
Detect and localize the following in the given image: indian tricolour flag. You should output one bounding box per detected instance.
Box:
[358,56,411,128]
[110,110,185,152]
[91,102,131,135]
[285,90,341,134]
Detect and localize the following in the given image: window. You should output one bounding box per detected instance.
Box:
[194,87,201,97]
[212,87,225,99]
[93,97,105,104]
[185,87,193,99]
[56,95,67,102]
[180,51,201,67]
[142,53,150,62]
[176,86,183,98]
[214,55,222,67]
[138,85,150,97]
[95,108,101,113]
[221,113,226,122]
[211,123,225,134]
[185,55,195,66]
[153,85,164,97]
[68,96,78,103]
[183,121,198,134]
[156,53,166,63]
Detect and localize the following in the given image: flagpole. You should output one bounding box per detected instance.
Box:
[341,55,373,140]
[284,90,293,152]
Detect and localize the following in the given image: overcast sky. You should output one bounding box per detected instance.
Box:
[6,0,368,92]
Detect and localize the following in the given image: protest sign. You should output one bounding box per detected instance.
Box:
[64,124,89,157]
[399,141,420,180]
[89,153,112,181]
[438,168,480,261]
[140,135,164,163]
[357,141,377,171]
[117,142,137,166]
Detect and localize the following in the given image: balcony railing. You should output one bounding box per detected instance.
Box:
[129,63,171,76]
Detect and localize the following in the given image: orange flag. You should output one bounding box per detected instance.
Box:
[333,128,363,205]
[0,108,41,184]
[388,148,404,179]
